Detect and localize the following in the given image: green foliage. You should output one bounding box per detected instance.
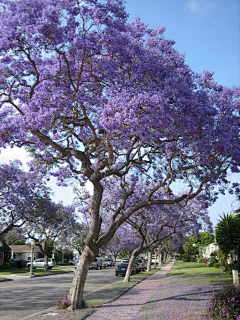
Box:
[209,284,240,319]
[0,262,10,269]
[189,232,214,246]
[216,213,240,254]
[213,263,220,268]
[57,295,70,309]
[45,239,54,258]
[0,239,11,263]
[53,248,63,264]
[199,232,215,246]
[180,241,198,261]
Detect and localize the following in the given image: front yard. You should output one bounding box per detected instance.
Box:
[0,265,75,277]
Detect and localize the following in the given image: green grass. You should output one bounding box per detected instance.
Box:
[167,261,232,286]
[25,267,161,320]
[85,267,160,307]
[0,265,74,276]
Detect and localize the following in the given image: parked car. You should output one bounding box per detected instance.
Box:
[98,257,107,268]
[115,262,137,276]
[151,258,159,265]
[89,258,104,270]
[105,258,115,267]
[121,258,130,263]
[10,259,26,268]
[68,260,76,265]
[26,258,56,269]
[136,258,146,271]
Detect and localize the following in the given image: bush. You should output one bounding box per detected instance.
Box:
[208,262,214,267]
[214,263,220,269]
[57,295,70,309]
[198,258,206,263]
[180,253,190,262]
[0,262,10,269]
[209,284,240,319]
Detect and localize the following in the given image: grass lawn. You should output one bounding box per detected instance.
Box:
[167,260,232,286]
[0,265,75,276]
[25,267,161,320]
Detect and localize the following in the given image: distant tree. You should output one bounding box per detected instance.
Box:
[181,241,199,262]
[0,161,50,237]
[5,228,26,245]
[22,201,76,271]
[189,232,214,247]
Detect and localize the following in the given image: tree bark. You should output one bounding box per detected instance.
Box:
[44,252,48,272]
[68,245,97,309]
[123,244,143,282]
[123,254,135,282]
[147,251,152,271]
[158,252,162,266]
[153,249,158,268]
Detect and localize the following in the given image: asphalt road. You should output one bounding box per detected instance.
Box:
[0,267,117,320]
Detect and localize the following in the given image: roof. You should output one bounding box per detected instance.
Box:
[9,245,41,253]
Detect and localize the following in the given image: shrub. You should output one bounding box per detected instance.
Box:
[209,284,240,320]
[198,258,206,263]
[214,263,220,269]
[0,262,10,269]
[180,253,190,262]
[57,295,70,309]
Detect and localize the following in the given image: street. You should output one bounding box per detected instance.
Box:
[0,267,117,320]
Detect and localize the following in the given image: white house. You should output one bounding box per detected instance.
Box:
[9,245,41,261]
[201,241,219,259]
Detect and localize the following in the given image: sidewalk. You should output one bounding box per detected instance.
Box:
[24,261,216,320]
[86,261,214,320]
[86,262,174,320]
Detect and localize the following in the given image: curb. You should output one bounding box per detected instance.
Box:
[21,264,170,319]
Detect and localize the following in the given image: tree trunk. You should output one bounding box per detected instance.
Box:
[123,254,135,282]
[123,244,143,282]
[158,252,162,266]
[162,250,166,263]
[44,252,48,272]
[147,251,152,272]
[68,245,97,309]
[153,249,158,268]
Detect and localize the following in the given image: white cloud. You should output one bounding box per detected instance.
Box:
[185,0,216,16]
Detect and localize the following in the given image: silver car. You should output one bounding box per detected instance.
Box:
[26,258,56,269]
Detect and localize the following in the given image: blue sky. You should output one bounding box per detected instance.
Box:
[125,0,240,88]
[1,0,239,229]
[124,0,240,227]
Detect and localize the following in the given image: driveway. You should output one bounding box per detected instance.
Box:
[0,267,117,320]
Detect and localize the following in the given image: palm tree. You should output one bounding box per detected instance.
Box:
[215,213,240,254]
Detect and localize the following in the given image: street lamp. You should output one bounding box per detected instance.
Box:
[231,246,239,287]
[29,241,35,276]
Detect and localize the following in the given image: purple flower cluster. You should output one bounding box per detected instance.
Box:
[209,284,240,320]
[57,295,70,310]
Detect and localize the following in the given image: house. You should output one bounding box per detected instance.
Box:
[201,241,219,259]
[9,245,42,261]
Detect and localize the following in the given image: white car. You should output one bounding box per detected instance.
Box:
[26,258,56,269]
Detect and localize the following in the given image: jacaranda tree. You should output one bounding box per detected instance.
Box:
[22,200,76,271]
[122,197,212,282]
[0,0,239,308]
[0,160,51,236]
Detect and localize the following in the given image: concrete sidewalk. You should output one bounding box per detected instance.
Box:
[86,262,174,320]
